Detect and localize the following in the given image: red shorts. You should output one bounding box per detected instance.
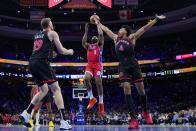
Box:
[85,63,103,77]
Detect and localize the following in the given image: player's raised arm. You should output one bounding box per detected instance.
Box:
[82,23,89,49]
[97,24,104,46]
[48,31,74,55]
[131,15,166,41]
[96,21,118,41]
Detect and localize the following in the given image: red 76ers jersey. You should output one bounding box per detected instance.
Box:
[87,43,102,63]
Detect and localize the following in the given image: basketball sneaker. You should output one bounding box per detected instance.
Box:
[35,122,40,127]
[60,120,72,130]
[66,120,72,129]
[128,118,140,129]
[30,119,34,127]
[142,111,153,124]
[49,121,54,127]
[87,97,97,109]
[99,103,104,115]
[19,110,32,127]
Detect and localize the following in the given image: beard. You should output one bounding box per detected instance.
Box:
[91,39,98,44]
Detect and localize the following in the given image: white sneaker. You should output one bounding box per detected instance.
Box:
[20,110,31,127]
[66,120,72,129]
[35,123,40,127]
[60,120,72,130]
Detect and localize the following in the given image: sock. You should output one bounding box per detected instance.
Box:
[30,110,34,119]
[36,110,40,124]
[27,104,35,114]
[125,95,138,119]
[59,109,66,121]
[139,95,148,112]
[88,90,94,99]
[48,112,52,121]
[99,95,103,104]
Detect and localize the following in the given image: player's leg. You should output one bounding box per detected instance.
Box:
[133,66,153,124]
[119,65,139,129]
[84,67,97,109]
[35,109,40,126]
[85,71,93,99]
[122,81,139,129]
[95,77,103,101]
[122,81,137,119]
[30,109,34,126]
[95,77,104,115]
[46,103,54,127]
[34,102,42,126]
[135,82,147,110]
[135,81,152,124]
[48,81,71,130]
[32,103,41,120]
[30,103,42,126]
[28,84,49,113]
[94,66,104,115]
[20,83,49,127]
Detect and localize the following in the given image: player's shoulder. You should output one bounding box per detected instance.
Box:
[48,30,57,35]
[47,31,58,40]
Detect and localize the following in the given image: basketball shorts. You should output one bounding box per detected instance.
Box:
[119,63,144,83]
[29,59,57,86]
[85,63,103,77]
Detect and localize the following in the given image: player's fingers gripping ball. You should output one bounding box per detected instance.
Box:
[90,15,100,24]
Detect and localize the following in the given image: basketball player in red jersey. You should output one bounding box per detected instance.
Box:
[20,18,73,130]
[82,23,104,115]
[29,83,54,127]
[95,14,166,129]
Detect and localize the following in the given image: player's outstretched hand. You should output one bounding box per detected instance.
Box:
[68,49,74,55]
[156,14,166,19]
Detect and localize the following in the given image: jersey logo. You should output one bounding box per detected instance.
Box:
[119,45,124,51]
[120,72,124,77]
[88,45,96,50]
[33,40,43,51]
[116,40,130,46]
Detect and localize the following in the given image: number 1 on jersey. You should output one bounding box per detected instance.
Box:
[94,50,96,55]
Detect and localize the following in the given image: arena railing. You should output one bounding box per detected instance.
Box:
[0,58,160,67]
[0,66,195,79]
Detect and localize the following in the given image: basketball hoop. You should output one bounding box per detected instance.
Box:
[79,96,83,101]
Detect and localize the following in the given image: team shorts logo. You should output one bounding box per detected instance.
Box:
[120,72,124,77]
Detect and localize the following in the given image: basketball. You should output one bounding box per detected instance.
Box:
[90,15,100,24]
